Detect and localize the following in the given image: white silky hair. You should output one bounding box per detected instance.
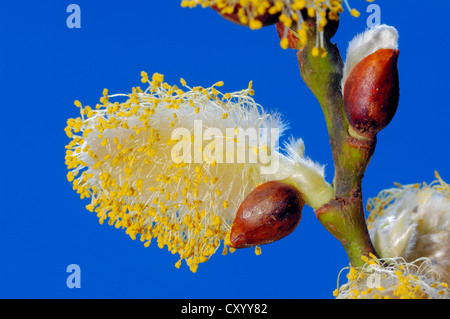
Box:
[265,136,333,209]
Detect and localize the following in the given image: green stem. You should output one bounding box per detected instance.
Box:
[295,23,378,267]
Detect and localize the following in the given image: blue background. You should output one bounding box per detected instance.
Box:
[0,1,449,299]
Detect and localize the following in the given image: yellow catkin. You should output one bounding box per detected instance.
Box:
[65,71,277,272]
[181,0,360,51]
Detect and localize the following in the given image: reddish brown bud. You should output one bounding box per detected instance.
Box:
[229,181,304,248]
[344,48,400,139]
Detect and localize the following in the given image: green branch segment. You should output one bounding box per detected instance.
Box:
[294,21,379,267]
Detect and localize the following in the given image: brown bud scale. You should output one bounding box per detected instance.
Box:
[229,181,304,248]
[344,48,400,139]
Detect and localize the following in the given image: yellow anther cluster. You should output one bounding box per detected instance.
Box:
[335,256,450,299]
[65,72,275,272]
[181,0,366,52]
